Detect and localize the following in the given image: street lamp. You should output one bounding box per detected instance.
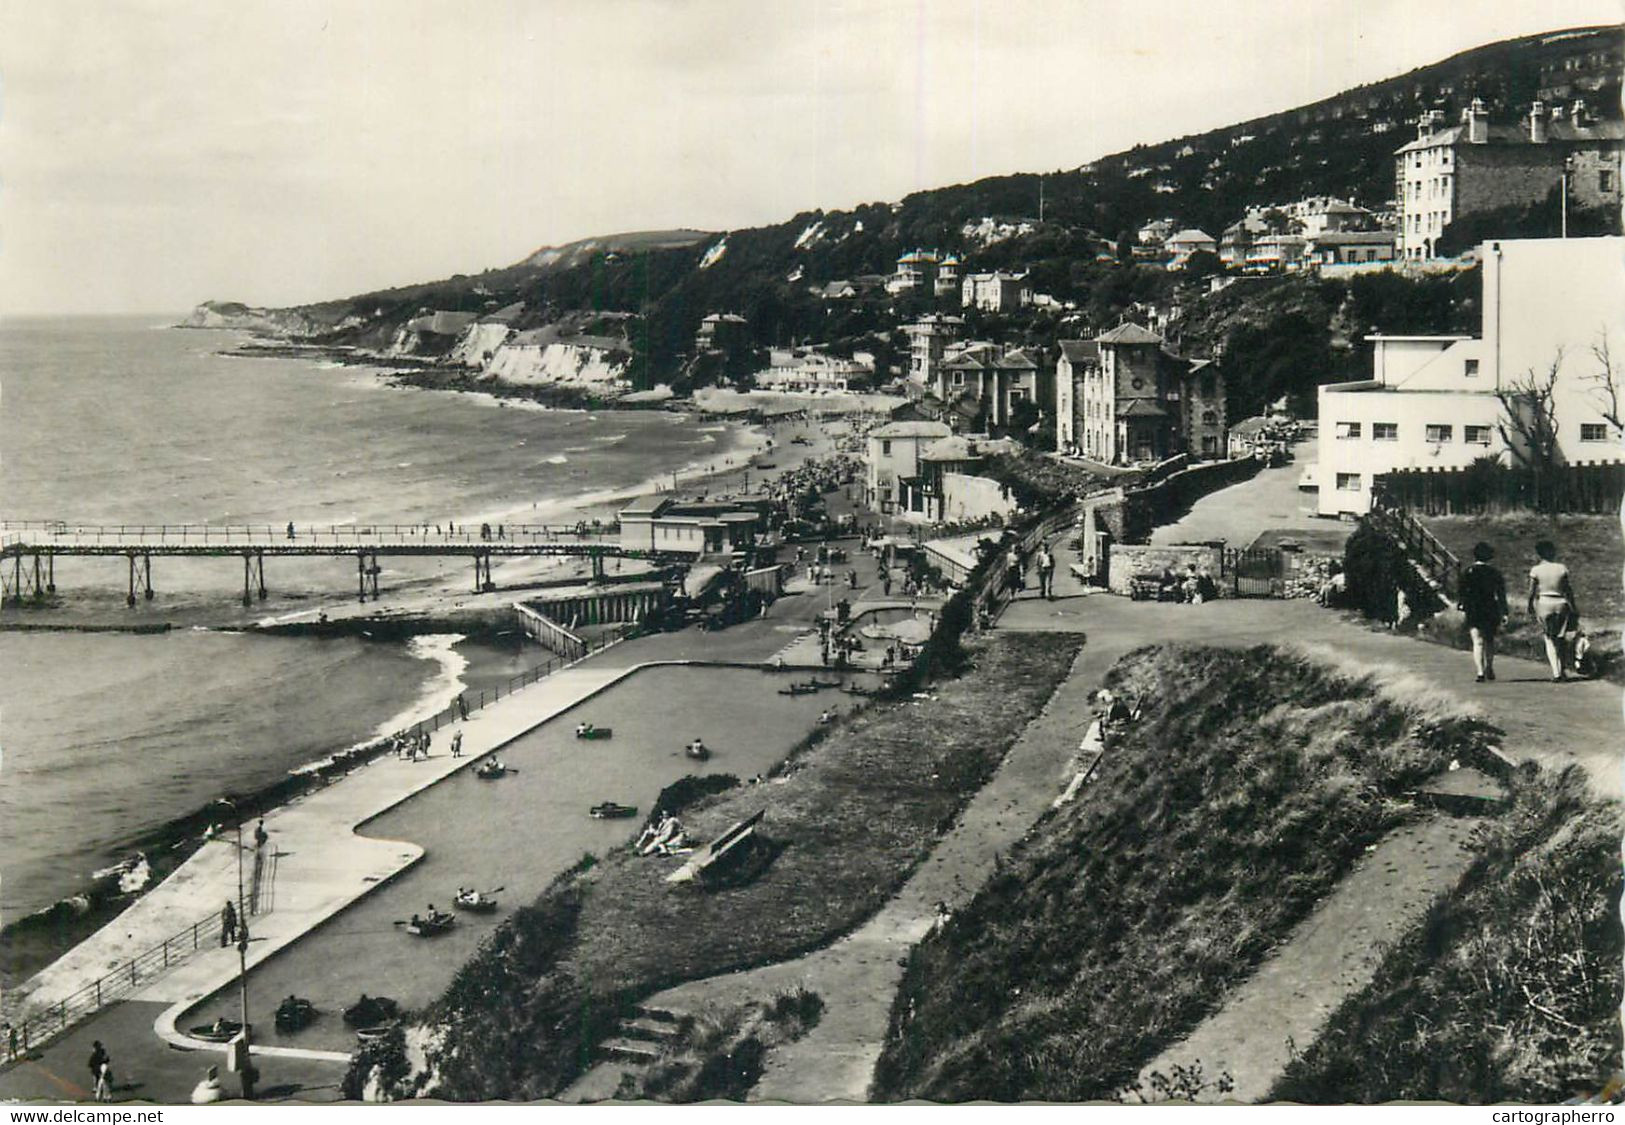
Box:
[213,798,254,1100]
[1561,155,1575,239]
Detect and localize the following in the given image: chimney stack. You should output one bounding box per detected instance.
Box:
[1528,100,1548,143]
[1467,98,1488,144]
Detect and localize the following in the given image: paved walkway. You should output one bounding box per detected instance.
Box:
[1149,442,1327,548]
[1138,812,1486,1102]
[1002,595,1619,801]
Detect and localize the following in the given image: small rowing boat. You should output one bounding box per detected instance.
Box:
[590,801,638,820]
[404,911,457,937]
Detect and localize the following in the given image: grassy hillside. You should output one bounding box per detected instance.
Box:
[870,643,1524,1102]
[238,26,1617,393]
[1271,767,1621,1103]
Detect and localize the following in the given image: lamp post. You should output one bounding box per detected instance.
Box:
[214,799,254,1100]
[1561,155,1574,238]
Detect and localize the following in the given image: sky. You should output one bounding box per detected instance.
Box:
[0,0,1620,314]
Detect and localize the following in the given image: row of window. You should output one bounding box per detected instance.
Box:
[1333,421,1492,443]
[1334,421,1610,442]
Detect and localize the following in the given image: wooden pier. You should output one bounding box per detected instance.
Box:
[0,520,683,607]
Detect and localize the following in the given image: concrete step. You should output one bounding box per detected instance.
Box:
[632,1004,687,1025]
[620,1016,682,1042]
[595,1037,663,1065]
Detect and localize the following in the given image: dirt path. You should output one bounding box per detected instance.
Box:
[1136,813,1487,1102]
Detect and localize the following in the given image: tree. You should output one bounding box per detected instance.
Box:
[1584,334,1624,440]
[1495,354,1563,513]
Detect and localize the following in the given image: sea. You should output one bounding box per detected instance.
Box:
[0,315,754,928]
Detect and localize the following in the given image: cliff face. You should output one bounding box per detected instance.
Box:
[181,301,321,335]
[483,338,631,391]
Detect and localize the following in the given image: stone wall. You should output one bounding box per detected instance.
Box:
[1104,543,1225,594]
[941,472,1017,523]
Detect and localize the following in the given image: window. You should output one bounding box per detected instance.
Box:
[1425,424,1453,443]
[1336,473,1362,492]
[1465,424,1493,444]
[1581,423,1609,442]
[1601,170,1615,193]
[881,440,892,456]
[952,372,964,386]
[1464,358,1479,378]
[1335,421,1362,440]
[1009,389,1025,403]
[1373,422,1398,441]
[1201,435,1218,455]
[1201,409,1218,425]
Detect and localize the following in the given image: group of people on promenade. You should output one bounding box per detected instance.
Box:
[1456,538,1587,683]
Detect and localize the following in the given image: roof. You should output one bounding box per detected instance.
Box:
[1059,340,1100,365]
[920,435,1021,462]
[620,495,673,517]
[1308,230,1396,245]
[1230,415,1272,437]
[871,420,953,439]
[701,313,748,324]
[1396,120,1625,154]
[1318,200,1368,214]
[994,348,1039,370]
[1167,228,1216,244]
[1096,323,1163,346]
[1116,399,1170,418]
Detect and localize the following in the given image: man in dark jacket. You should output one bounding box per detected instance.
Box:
[1458,541,1508,683]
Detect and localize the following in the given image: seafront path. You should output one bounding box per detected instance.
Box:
[568,450,1619,1103]
[0,532,919,1104]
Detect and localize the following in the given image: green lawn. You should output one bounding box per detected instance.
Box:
[1423,513,1622,672]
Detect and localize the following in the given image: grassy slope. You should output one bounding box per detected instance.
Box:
[1426,513,1623,631]
[871,644,1503,1103]
[379,631,1085,1101]
[1272,769,1621,1103]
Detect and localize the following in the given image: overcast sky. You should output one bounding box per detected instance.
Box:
[1,0,1619,314]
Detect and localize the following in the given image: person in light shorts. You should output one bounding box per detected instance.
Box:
[1526,539,1579,682]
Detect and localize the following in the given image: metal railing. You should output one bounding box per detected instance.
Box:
[401,626,628,743]
[12,905,234,1055]
[0,520,621,544]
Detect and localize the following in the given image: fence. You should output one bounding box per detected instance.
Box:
[1374,461,1625,516]
[514,602,589,661]
[1364,500,1462,599]
[0,520,621,544]
[11,624,630,1052]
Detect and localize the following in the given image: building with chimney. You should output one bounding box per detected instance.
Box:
[934,342,1047,429]
[903,314,965,389]
[1059,324,1226,463]
[1395,98,1624,260]
[960,271,1031,313]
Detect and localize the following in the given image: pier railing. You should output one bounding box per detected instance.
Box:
[0,520,621,545]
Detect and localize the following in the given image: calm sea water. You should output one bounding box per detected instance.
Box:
[0,316,746,920]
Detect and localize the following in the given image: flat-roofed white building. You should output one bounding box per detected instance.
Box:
[1317,235,1625,515]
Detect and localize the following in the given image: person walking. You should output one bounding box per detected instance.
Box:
[1527,539,1580,682]
[88,1041,109,1101]
[220,899,237,947]
[253,818,269,850]
[451,731,463,758]
[4,1020,17,1061]
[1458,542,1508,683]
[1036,545,1056,600]
[456,693,469,721]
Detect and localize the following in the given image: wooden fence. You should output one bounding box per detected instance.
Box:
[1375,461,1625,516]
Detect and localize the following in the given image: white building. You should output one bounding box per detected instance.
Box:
[1316,236,1625,516]
[960,271,1031,313]
[864,420,952,514]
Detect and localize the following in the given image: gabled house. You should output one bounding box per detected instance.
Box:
[1063,323,1227,464]
[935,343,1047,429]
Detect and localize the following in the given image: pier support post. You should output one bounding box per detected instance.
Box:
[591,553,606,583]
[256,551,267,601]
[46,552,55,594]
[143,554,153,601]
[9,552,22,607]
[357,553,367,603]
[127,554,136,607]
[368,553,380,600]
